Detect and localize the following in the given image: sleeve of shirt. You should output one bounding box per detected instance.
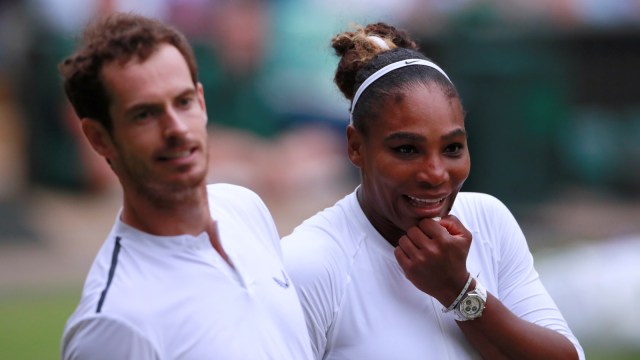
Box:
[282,228,345,360]
[62,317,159,360]
[249,192,284,260]
[486,195,586,360]
[225,184,284,259]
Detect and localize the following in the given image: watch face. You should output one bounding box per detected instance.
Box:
[460,294,484,318]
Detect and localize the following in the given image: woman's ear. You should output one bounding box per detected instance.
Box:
[81,119,115,160]
[346,125,363,168]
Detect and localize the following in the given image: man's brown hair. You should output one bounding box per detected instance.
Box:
[59,12,199,131]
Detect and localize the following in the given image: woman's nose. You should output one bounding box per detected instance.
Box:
[416,155,448,186]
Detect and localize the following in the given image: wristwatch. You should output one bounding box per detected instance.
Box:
[454,279,487,321]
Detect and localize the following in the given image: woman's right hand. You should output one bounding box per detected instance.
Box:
[394,215,472,307]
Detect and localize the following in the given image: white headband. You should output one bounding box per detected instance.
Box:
[350,58,451,123]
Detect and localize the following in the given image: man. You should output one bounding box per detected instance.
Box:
[59,12,313,359]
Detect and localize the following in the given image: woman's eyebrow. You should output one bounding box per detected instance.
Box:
[384,132,425,142]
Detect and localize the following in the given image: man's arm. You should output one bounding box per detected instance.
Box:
[62,317,159,360]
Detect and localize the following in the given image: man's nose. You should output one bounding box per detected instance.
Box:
[162,108,189,138]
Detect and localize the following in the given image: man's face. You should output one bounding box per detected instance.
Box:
[99,44,209,201]
[349,83,470,242]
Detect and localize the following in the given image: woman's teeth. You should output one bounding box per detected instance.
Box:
[406,195,444,206]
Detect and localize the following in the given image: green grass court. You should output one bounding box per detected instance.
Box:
[1,288,638,359]
[0,288,79,359]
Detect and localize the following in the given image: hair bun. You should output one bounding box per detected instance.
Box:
[331,22,418,100]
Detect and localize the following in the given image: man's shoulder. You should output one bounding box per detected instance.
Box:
[206,183,276,236]
[206,183,264,209]
[206,183,258,199]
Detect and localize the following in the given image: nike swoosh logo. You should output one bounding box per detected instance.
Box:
[404,60,419,64]
[273,270,290,288]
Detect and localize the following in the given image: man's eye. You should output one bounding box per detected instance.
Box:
[177,97,193,108]
[134,110,151,120]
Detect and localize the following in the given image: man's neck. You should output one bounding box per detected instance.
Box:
[120,185,211,237]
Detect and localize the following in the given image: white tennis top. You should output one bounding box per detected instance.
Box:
[282,189,585,360]
[62,183,313,360]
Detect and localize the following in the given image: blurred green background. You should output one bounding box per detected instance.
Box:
[2,0,640,359]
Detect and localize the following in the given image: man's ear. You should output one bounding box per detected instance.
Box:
[81,118,115,159]
[197,82,206,113]
[346,125,363,168]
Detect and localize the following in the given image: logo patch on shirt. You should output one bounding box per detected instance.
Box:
[273,270,290,288]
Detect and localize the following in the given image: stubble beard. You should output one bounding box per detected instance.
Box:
[123,153,208,211]
[136,176,205,210]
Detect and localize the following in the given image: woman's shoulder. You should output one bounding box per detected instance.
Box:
[282,191,363,265]
[284,191,361,243]
[451,192,517,233]
[282,201,365,297]
[453,192,510,214]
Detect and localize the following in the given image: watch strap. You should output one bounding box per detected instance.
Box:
[442,273,473,313]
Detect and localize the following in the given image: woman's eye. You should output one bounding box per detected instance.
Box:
[393,145,418,155]
[444,143,464,155]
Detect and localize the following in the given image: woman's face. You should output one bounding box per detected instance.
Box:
[348,82,470,243]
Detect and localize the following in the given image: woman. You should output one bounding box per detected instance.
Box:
[282,22,584,359]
